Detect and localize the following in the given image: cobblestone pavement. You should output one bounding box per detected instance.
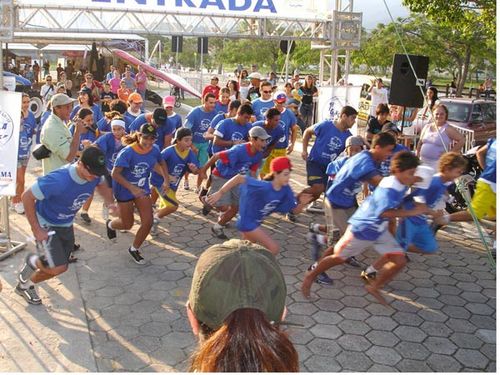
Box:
[0,149,496,372]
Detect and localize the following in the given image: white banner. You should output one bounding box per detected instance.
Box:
[317,85,362,136]
[0,91,21,196]
[3,76,16,92]
[19,0,332,19]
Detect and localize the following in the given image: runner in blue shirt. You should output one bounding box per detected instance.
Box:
[163,96,182,130]
[106,124,169,265]
[261,91,299,178]
[15,147,115,305]
[199,126,268,239]
[214,87,231,114]
[207,157,312,255]
[96,99,128,132]
[150,128,199,234]
[212,103,253,154]
[123,93,145,132]
[303,151,431,305]
[12,93,37,215]
[251,81,274,121]
[128,108,173,150]
[252,108,285,160]
[183,93,217,191]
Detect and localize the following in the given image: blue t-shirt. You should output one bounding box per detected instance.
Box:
[214,143,263,179]
[112,143,162,201]
[70,104,103,126]
[32,164,101,226]
[379,143,409,177]
[237,177,297,232]
[124,110,144,133]
[212,118,252,154]
[274,108,297,149]
[96,117,112,132]
[150,145,199,190]
[215,101,228,115]
[94,132,125,172]
[69,125,98,151]
[349,175,409,241]
[40,110,51,128]
[129,113,175,150]
[308,120,352,166]
[184,106,217,144]
[325,155,349,191]
[168,113,183,130]
[403,174,449,225]
[251,121,285,151]
[18,112,36,159]
[251,98,274,121]
[479,138,496,185]
[326,150,380,208]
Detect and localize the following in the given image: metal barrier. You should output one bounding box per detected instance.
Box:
[0,196,27,261]
[449,123,475,152]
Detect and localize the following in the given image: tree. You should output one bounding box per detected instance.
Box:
[402,0,496,95]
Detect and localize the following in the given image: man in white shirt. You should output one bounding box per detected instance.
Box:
[40,75,56,109]
[369,78,388,117]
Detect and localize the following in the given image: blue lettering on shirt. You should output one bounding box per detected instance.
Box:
[94,132,125,172]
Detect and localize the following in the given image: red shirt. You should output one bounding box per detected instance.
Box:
[202,84,220,100]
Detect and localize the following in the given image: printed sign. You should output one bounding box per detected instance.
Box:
[317,85,362,136]
[0,91,21,196]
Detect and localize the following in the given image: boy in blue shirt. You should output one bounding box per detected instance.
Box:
[199,126,268,239]
[251,81,274,121]
[183,93,217,191]
[128,108,173,151]
[16,147,115,305]
[252,107,285,161]
[212,103,253,154]
[302,151,430,305]
[292,106,356,222]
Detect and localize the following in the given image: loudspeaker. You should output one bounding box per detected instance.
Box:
[171,36,183,53]
[389,54,429,108]
[197,37,208,54]
[279,40,296,54]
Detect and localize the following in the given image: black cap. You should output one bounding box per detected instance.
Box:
[79,86,92,95]
[140,123,158,138]
[152,108,168,124]
[80,146,108,176]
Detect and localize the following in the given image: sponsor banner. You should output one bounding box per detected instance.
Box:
[19,0,332,20]
[317,85,362,136]
[3,76,16,91]
[0,91,21,196]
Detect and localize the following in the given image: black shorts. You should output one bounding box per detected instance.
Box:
[42,225,75,268]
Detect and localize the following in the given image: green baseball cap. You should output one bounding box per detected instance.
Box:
[189,239,287,330]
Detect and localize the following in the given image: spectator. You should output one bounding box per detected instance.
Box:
[80,73,102,104]
[368,78,388,118]
[299,75,318,128]
[56,63,64,81]
[135,64,148,104]
[117,79,132,103]
[109,70,121,95]
[238,69,250,100]
[202,76,221,101]
[40,75,56,109]
[246,72,262,101]
[226,80,240,100]
[187,239,298,372]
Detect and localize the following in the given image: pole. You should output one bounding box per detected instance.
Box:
[175,38,179,73]
[0,42,4,89]
[200,38,204,93]
[284,41,291,83]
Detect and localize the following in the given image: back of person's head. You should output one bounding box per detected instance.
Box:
[390,151,420,174]
[375,103,390,116]
[229,99,241,111]
[340,105,358,117]
[371,132,397,149]
[438,152,467,173]
[237,103,254,116]
[188,239,298,372]
[266,107,281,119]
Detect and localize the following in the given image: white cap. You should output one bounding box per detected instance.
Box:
[248,72,262,80]
[110,119,126,129]
[50,93,77,107]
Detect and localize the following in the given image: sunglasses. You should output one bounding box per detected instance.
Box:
[262,90,272,94]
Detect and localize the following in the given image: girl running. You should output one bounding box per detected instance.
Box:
[106,124,169,264]
[206,156,311,255]
[150,128,199,234]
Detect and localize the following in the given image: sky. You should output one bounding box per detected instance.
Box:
[352,0,410,30]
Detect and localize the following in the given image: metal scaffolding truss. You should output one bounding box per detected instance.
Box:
[15,4,332,42]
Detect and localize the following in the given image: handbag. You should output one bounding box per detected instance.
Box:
[32,144,52,160]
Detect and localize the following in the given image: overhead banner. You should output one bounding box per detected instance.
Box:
[0,91,21,196]
[317,85,362,136]
[19,0,332,19]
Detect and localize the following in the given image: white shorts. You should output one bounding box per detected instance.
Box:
[334,226,404,259]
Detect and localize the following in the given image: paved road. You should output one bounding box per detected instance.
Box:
[0,116,496,371]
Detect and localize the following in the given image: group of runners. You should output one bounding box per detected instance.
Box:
[10,72,496,312]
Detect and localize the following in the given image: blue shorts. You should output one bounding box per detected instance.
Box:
[396,219,438,254]
[306,160,328,187]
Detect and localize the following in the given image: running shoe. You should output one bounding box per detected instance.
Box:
[345,256,362,268]
[15,283,42,305]
[211,225,229,240]
[128,248,146,265]
[360,269,377,282]
[150,217,159,236]
[73,243,81,252]
[286,212,297,222]
[80,212,92,225]
[200,196,212,216]
[106,219,117,240]
[316,272,334,285]
[309,222,321,234]
[18,255,35,284]
[306,201,324,214]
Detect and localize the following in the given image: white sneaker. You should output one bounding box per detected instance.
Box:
[14,202,25,214]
